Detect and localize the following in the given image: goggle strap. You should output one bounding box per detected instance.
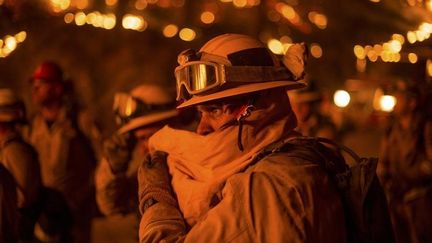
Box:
[224,66,300,83]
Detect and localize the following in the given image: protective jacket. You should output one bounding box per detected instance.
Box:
[0,163,18,243]
[95,155,140,216]
[27,107,97,211]
[0,130,41,209]
[26,106,99,243]
[139,148,347,242]
[139,91,349,242]
[379,116,432,243]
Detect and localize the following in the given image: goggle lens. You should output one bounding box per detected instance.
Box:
[175,63,219,101]
[189,64,217,91]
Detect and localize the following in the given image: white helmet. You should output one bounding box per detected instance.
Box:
[0,89,25,123]
[175,33,307,108]
[113,84,178,134]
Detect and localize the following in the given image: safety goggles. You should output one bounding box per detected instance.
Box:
[175,61,296,100]
[113,93,175,125]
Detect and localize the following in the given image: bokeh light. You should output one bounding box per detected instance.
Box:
[163,24,178,38]
[64,13,74,23]
[14,31,27,43]
[105,0,118,6]
[233,0,247,8]
[379,95,396,112]
[75,12,86,26]
[267,39,284,54]
[201,11,215,24]
[310,43,323,58]
[354,45,365,59]
[122,14,146,31]
[408,53,418,63]
[333,90,350,108]
[179,28,196,41]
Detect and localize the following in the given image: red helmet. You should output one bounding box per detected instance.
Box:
[30,61,64,83]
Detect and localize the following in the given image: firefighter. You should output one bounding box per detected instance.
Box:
[28,61,100,243]
[0,88,41,242]
[379,80,432,243]
[136,34,393,242]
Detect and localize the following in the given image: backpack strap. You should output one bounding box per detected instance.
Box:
[251,136,353,190]
[251,136,392,242]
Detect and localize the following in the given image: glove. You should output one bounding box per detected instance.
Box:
[103,133,135,174]
[138,151,177,214]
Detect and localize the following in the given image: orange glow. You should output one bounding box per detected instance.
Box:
[280,5,296,20]
[392,34,405,44]
[233,0,247,7]
[64,13,74,23]
[310,43,322,58]
[427,60,432,77]
[367,50,378,62]
[267,39,284,54]
[247,0,260,6]
[308,11,317,23]
[394,53,401,62]
[75,0,88,9]
[388,40,401,53]
[280,35,292,44]
[407,31,416,43]
[49,0,71,12]
[314,14,327,29]
[408,53,418,63]
[75,12,86,26]
[356,58,366,73]
[163,24,178,37]
[373,44,382,53]
[353,45,365,59]
[334,90,350,108]
[105,0,118,6]
[122,14,146,31]
[381,51,390,62]
[201,11,215,24]
[135,0,148,10]
[428,0,432,11]
[4,36,16,51]
[103,14,116,29]
[179,28,196,41]
[14,31,26,43]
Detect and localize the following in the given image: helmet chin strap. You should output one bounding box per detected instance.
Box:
[236,100,255,151]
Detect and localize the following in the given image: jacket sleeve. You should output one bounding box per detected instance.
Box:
[2,142,41,209]
[139,170,313,243]
[397,121,432,183]
[138,175,253,243]
[95,158,136,215]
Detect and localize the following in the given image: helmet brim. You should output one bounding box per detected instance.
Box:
[117,109,179,134]
[177,80,306,108]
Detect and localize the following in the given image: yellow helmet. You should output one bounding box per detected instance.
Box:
[0,89,25,123]
[113,84,178,134]
[175,33,307,108]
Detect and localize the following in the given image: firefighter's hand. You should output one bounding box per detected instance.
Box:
[103,133,135,174]
[138,151,177,214]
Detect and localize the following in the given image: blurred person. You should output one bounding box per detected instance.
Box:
[137,34,393,242]
[94,84,187,241]
[0,163,18,243]
[289,82,339,140]
[0,88,42,242]
[378,80,432,243]
[27,61,100,243]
